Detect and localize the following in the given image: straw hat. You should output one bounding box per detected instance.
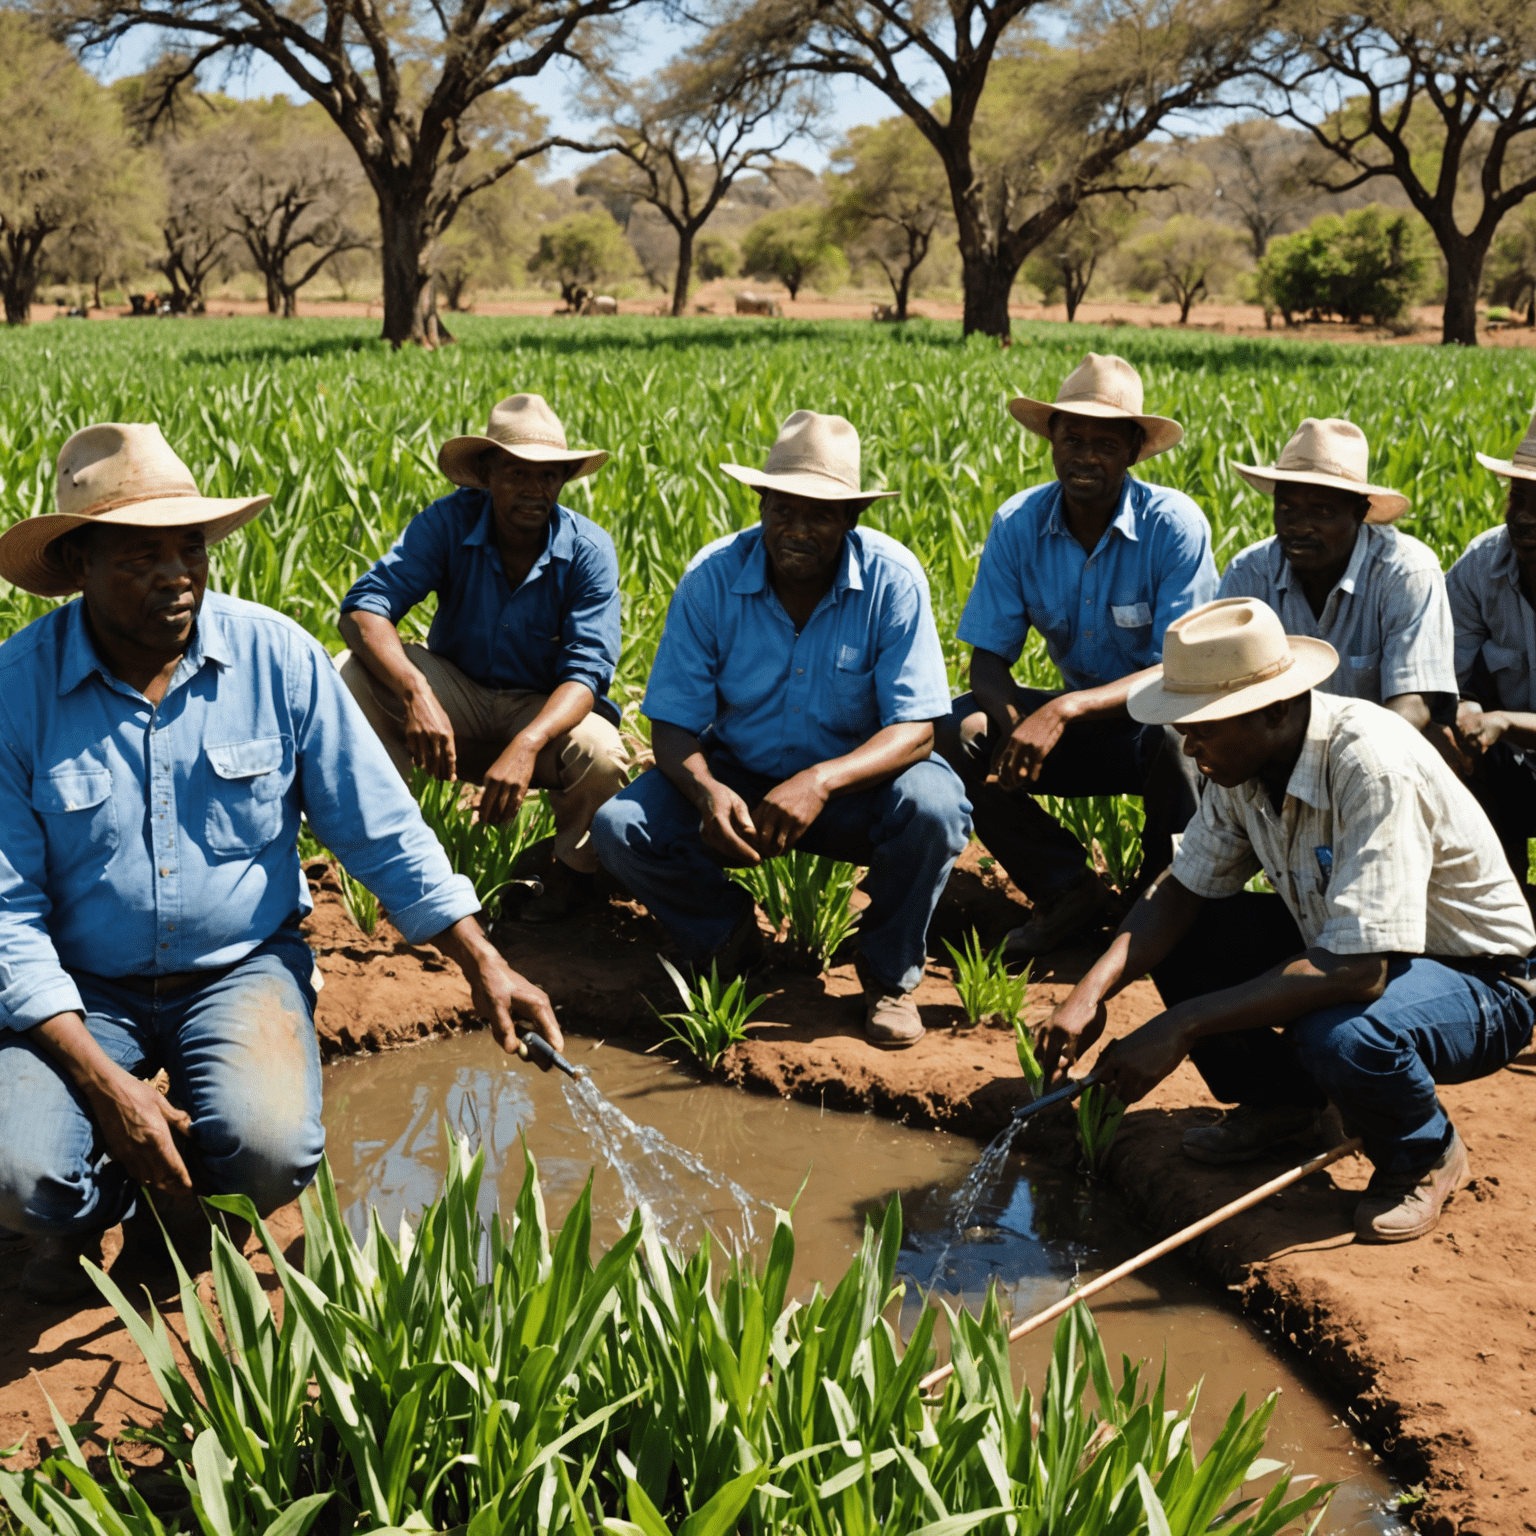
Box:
[1232,418,1409,524]
[1007,353,1184,462]
[0,423,270,599]
[1475,403,1536,482]
[1127,597,1338,725]
[721,410,896,505]
[438,394,609,488]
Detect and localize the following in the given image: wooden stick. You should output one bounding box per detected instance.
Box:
[918,1135,1364,1395]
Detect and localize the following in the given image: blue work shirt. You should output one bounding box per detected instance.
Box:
[0,592,479,1033]
[341,490,622,726]
[644,525,952,779]
[958,477,1217,691]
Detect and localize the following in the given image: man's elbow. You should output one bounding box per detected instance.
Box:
[1384,693,1431,732]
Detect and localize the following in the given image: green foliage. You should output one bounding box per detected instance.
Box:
[732,851,862,971]
[695,234,740,282]
[529,209,637,307]
[740,208,847,299]
[336,863,380,937]
[1488,201,1536,323]
[1014,1017,1045,1093]
[1040,794,1145,890]
[1125,215,1247,324]
[1255,205,1433,327]
[651,956,766,1069]
[942,929,1029,1027]
[0,1142,1332,1535]
[1076,1083,1128,1174]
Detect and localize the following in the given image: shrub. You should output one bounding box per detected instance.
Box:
[694,234,740,282]
[732,851,862,971]
[1255,205,1432,326]
[740,208,848,298]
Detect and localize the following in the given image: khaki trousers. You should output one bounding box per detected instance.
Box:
[336,646,629,873]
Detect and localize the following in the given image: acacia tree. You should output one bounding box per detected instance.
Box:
[713,0,1277,339]
[150,132,233,312]
[1198,117,1314,257]
[1021,195,1134,318]
[53,0,647,346]
[1126,213,1245,321]
[1253,0,1536,345]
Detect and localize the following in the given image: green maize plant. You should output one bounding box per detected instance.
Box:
[0,1139,1332,1536]
[650,956,767,1070]
[1039,794,1146,892]
[1014,1017,1046,1093]
[733,851,863,972]
[1077,1083,1129,1175]
[942,929,1030,1028]
[335,863,381,938]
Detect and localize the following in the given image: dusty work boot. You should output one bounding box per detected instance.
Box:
[861,983,925,1048]
[1354,1130,1471,1244]
[1180,1104,1323,1166]
[1003,871,1115,959]
[20,1231,102,1304]
[514,858,597,924]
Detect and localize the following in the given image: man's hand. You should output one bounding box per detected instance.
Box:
[993,698,1071,789]
[403,683,457,781]
[431,917,564,1068]
[1460,705,1510,756]
[1037,993,1109,1084]
[479,733,539,825]
[1092,1014,1191,1104]
[751,769,830,858]
[87,1073,195,1195]
[699,783,762,865]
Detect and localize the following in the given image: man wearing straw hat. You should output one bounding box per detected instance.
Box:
[1038,598,1535,1243]
[1219,417,1456,727]
[938,353,1215,956]
[339,394,629,922]
[0,423,563,1302]
[1445,404,1536,900]
[592,411,970,1048]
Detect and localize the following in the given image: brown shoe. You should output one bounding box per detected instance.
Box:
[1003,871,1114,958]
[21,1231,102,1304]
[1180,1104,1323,1165]
[863,986,924,1048]
[513,858,596,924]
[1354,1130,1470,1243]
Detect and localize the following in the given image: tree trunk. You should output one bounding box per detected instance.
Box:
[265,268,282,315]
[281,284,298,318]
[377,189,440,348]
[894,264,912,321]
[1439,235,1488,345]
[670,226,695,318]
[3,282,29,325]
[959,248,1015,340]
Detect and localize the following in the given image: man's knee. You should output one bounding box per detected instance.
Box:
[591,783,648,863]
[0,1140,108,1236]
[558,714,632,796]
[887,760,972,857]
[1291,1005,1399,1094]
[207,1123,324,1216]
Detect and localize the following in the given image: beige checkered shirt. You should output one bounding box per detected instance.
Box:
[1170,692,1536,957]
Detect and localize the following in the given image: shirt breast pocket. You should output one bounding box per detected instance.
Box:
[1347,648,1382,698]
[205,737,290,856]
[830,645,879,735]
[32,768,119,867]
[1111,602,1153,630]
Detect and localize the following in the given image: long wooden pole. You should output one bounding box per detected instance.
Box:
[918,1135,1364,1395]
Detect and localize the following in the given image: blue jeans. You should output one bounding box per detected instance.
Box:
[591,755,972,993]
[0,926,324,1237]
[1153,894,1536,1174]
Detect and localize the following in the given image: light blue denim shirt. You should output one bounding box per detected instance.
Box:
[957,477,1217,691]
[1447,525,1536,714]
[643,525,952,779]
[0,592,478,1032]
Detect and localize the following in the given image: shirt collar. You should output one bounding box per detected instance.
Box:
[57,593,229,698]
[464,497,576,578]
[1280,690,1339,810]
[1042,478,1140,545]
[729,528,865,597]
[1273,524,1369,596]
[1492,525,1522,587]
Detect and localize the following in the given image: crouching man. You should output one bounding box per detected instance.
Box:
[1038,598,1535,1243]
[592,412,971,1048]
[0,424,562,1301]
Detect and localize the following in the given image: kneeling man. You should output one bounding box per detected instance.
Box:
[1039,598,1534,1242]
[592,411,970,1048]
[0,424,561,1299]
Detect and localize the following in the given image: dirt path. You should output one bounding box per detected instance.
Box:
[3,852,1531,1534]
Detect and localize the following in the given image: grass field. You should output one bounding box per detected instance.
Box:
[4,316,1533,721]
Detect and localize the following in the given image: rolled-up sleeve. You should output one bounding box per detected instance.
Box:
[643,573,720,735]
[0,729,85,1032]
[1379,566,1457,700]
[287,630,478,943]
[875,573,952,725]
[957,498,1031,663]
[557,533,622,700]
[1169,788,1262,899]
[341,504,450,623]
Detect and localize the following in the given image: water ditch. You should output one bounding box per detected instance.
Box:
[322,1033,1409,1535]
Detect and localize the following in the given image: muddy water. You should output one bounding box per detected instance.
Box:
[322,1034,1406,1535]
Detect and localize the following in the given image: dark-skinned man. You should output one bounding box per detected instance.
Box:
[591,411,970,1048]
[1037,597,1535,1244]
[1218,418,1456,734]
[1446,405,1536,899]
[937,353,1216,957]
[339,394,628,922]
[0,424,563,1303]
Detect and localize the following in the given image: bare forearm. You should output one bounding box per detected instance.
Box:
[969,649,1024,735]
[1489,709,1536,748]
[1385,693,1431,732]
[426,914,498,974]
[805,721,933,799]
[31,1011,114,1093]
[652,721,724,814]
[339,610,427,702]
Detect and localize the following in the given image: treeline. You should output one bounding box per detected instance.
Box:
[4,0,1535,345]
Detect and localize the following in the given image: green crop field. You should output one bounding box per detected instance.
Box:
[4,315,1533,722]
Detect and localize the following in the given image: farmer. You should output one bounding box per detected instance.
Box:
[1218,418,1456,727]
[0,423,562,1302]
[936,353,1216,957]
[1445,404,1536,897]
[1037,597,1535,1243]
[338,394,629,922]
[590,411,970,1048]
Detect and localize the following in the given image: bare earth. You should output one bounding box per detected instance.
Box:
[3,858,1533,1534]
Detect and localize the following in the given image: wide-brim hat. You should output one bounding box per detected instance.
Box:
[1008,352,1183,462]
[1475,404,1536,482]
[721,409,896,505]
[1128,597,1338,725]
[0,423,269,599]
[1233,417,1408,524]
[438,393,608,488]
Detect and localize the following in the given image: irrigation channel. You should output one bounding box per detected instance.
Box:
[322,1034,1408,1535]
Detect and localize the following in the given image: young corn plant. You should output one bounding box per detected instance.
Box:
[335,864,380,938]
[942,929,1030,1028]
[1077,1082,1129,1174]
[1041,794,1146,891]
[411,770,556,919]
[1014,1017,1045,1093]
[732,851,862,972]
[649,956,766,1070]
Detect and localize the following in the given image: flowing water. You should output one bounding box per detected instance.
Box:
[322,1033,1408,1535]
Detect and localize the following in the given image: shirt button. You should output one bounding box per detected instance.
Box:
[792,707,800,713]
[160,943,169,950]
[1085,630,1094,637]
[159,868,170,876]
[796,668,804,674]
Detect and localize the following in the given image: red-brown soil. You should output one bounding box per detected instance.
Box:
[3,849,1532,1534]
